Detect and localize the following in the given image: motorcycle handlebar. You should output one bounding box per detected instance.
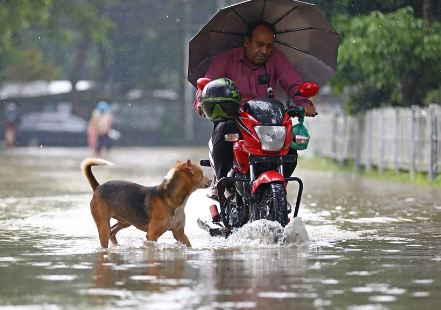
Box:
[286,106,318,118]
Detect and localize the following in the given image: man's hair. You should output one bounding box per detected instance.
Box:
[245,21,276,39]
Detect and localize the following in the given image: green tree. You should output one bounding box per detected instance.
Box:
[104,0,217,93]
[0,0,54,84]
[330,7,441,113]
[0,48,57,82]
[309,0,425,19]
[44,0,116,114]
[0,0,51,53]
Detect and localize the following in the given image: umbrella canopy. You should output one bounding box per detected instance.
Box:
[187,0,340,88]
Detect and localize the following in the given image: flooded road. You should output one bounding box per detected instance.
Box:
[1,147,440,310]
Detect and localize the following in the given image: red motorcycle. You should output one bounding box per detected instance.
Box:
[197,78,319,237]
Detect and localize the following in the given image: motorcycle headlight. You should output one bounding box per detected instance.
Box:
[254,126,287,151]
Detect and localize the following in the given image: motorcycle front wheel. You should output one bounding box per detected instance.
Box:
[253,182,288,227]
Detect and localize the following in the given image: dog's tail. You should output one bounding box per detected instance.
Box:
[80,158,114,191]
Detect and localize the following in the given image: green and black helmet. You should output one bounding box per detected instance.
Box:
[201,78,241,122]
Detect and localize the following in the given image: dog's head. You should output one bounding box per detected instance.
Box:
[173,159,211,190]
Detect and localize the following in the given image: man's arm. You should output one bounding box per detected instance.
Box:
[274,49,316,116]
[193,53,229,115]
[89,110,97,127]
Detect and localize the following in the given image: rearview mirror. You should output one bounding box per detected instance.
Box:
[298,82,319,97]
[197,78,212,91]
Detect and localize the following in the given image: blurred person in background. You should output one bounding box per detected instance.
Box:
[89,101,114,157]
[4,103,20,147]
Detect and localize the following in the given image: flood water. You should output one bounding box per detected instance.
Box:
[0,147,440,310]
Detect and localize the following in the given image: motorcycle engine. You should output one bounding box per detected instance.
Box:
[232,170,248,197]
[222,169,235,198]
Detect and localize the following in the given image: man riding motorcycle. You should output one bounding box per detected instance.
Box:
[193,21,316,200]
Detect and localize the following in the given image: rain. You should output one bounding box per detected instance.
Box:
[0,0,441,309]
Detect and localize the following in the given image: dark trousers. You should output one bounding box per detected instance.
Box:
[96,134,112,152]
[211,120,297,181]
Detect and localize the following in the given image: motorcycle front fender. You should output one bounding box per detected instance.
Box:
[251,171,285,194]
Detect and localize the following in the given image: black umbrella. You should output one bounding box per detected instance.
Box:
[187,0,340,88]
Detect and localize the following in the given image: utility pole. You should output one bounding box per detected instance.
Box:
[183,0,194,142]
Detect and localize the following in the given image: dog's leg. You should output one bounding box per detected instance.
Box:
[146,221,168,243]
[91,197,112,248]
[96,222,111,248]
[172,228,192,247]
[109,221,131,245]
[146,229,166,242]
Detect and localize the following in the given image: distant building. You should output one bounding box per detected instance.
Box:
[0,80,96,100]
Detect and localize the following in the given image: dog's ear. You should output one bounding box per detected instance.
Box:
[186,160,195,176]
[173,160,181,167]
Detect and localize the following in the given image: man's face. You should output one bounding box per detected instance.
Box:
[244,25,275,66]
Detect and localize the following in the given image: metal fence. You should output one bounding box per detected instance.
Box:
[304,104,441,182]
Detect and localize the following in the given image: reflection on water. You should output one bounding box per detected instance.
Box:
[0,147,440,309]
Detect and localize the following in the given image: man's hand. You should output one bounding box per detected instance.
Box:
[303,105,316,117]
[196,105,204,116]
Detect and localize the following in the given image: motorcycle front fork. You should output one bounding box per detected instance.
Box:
[218,163,303,229]
[249,163,284,180]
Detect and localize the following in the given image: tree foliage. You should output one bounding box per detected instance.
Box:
[103,0,217,92]
[0,0,51,53]
[309,0,425,20]
[0,48,57,81]
[40,0,117,113]
[0,0,54,83]
[45,0,116,81]
[330,7,441,113]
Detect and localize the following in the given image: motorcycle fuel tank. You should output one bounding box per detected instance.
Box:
[243,98,285,125]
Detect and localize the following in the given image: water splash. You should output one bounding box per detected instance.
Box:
[227,219,284,246]
[224,218,310,247]
[282,217,310,245]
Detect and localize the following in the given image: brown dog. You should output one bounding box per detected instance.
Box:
[81,158,211,248]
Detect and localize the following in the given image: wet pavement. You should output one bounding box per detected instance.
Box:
[0,147,440,310]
